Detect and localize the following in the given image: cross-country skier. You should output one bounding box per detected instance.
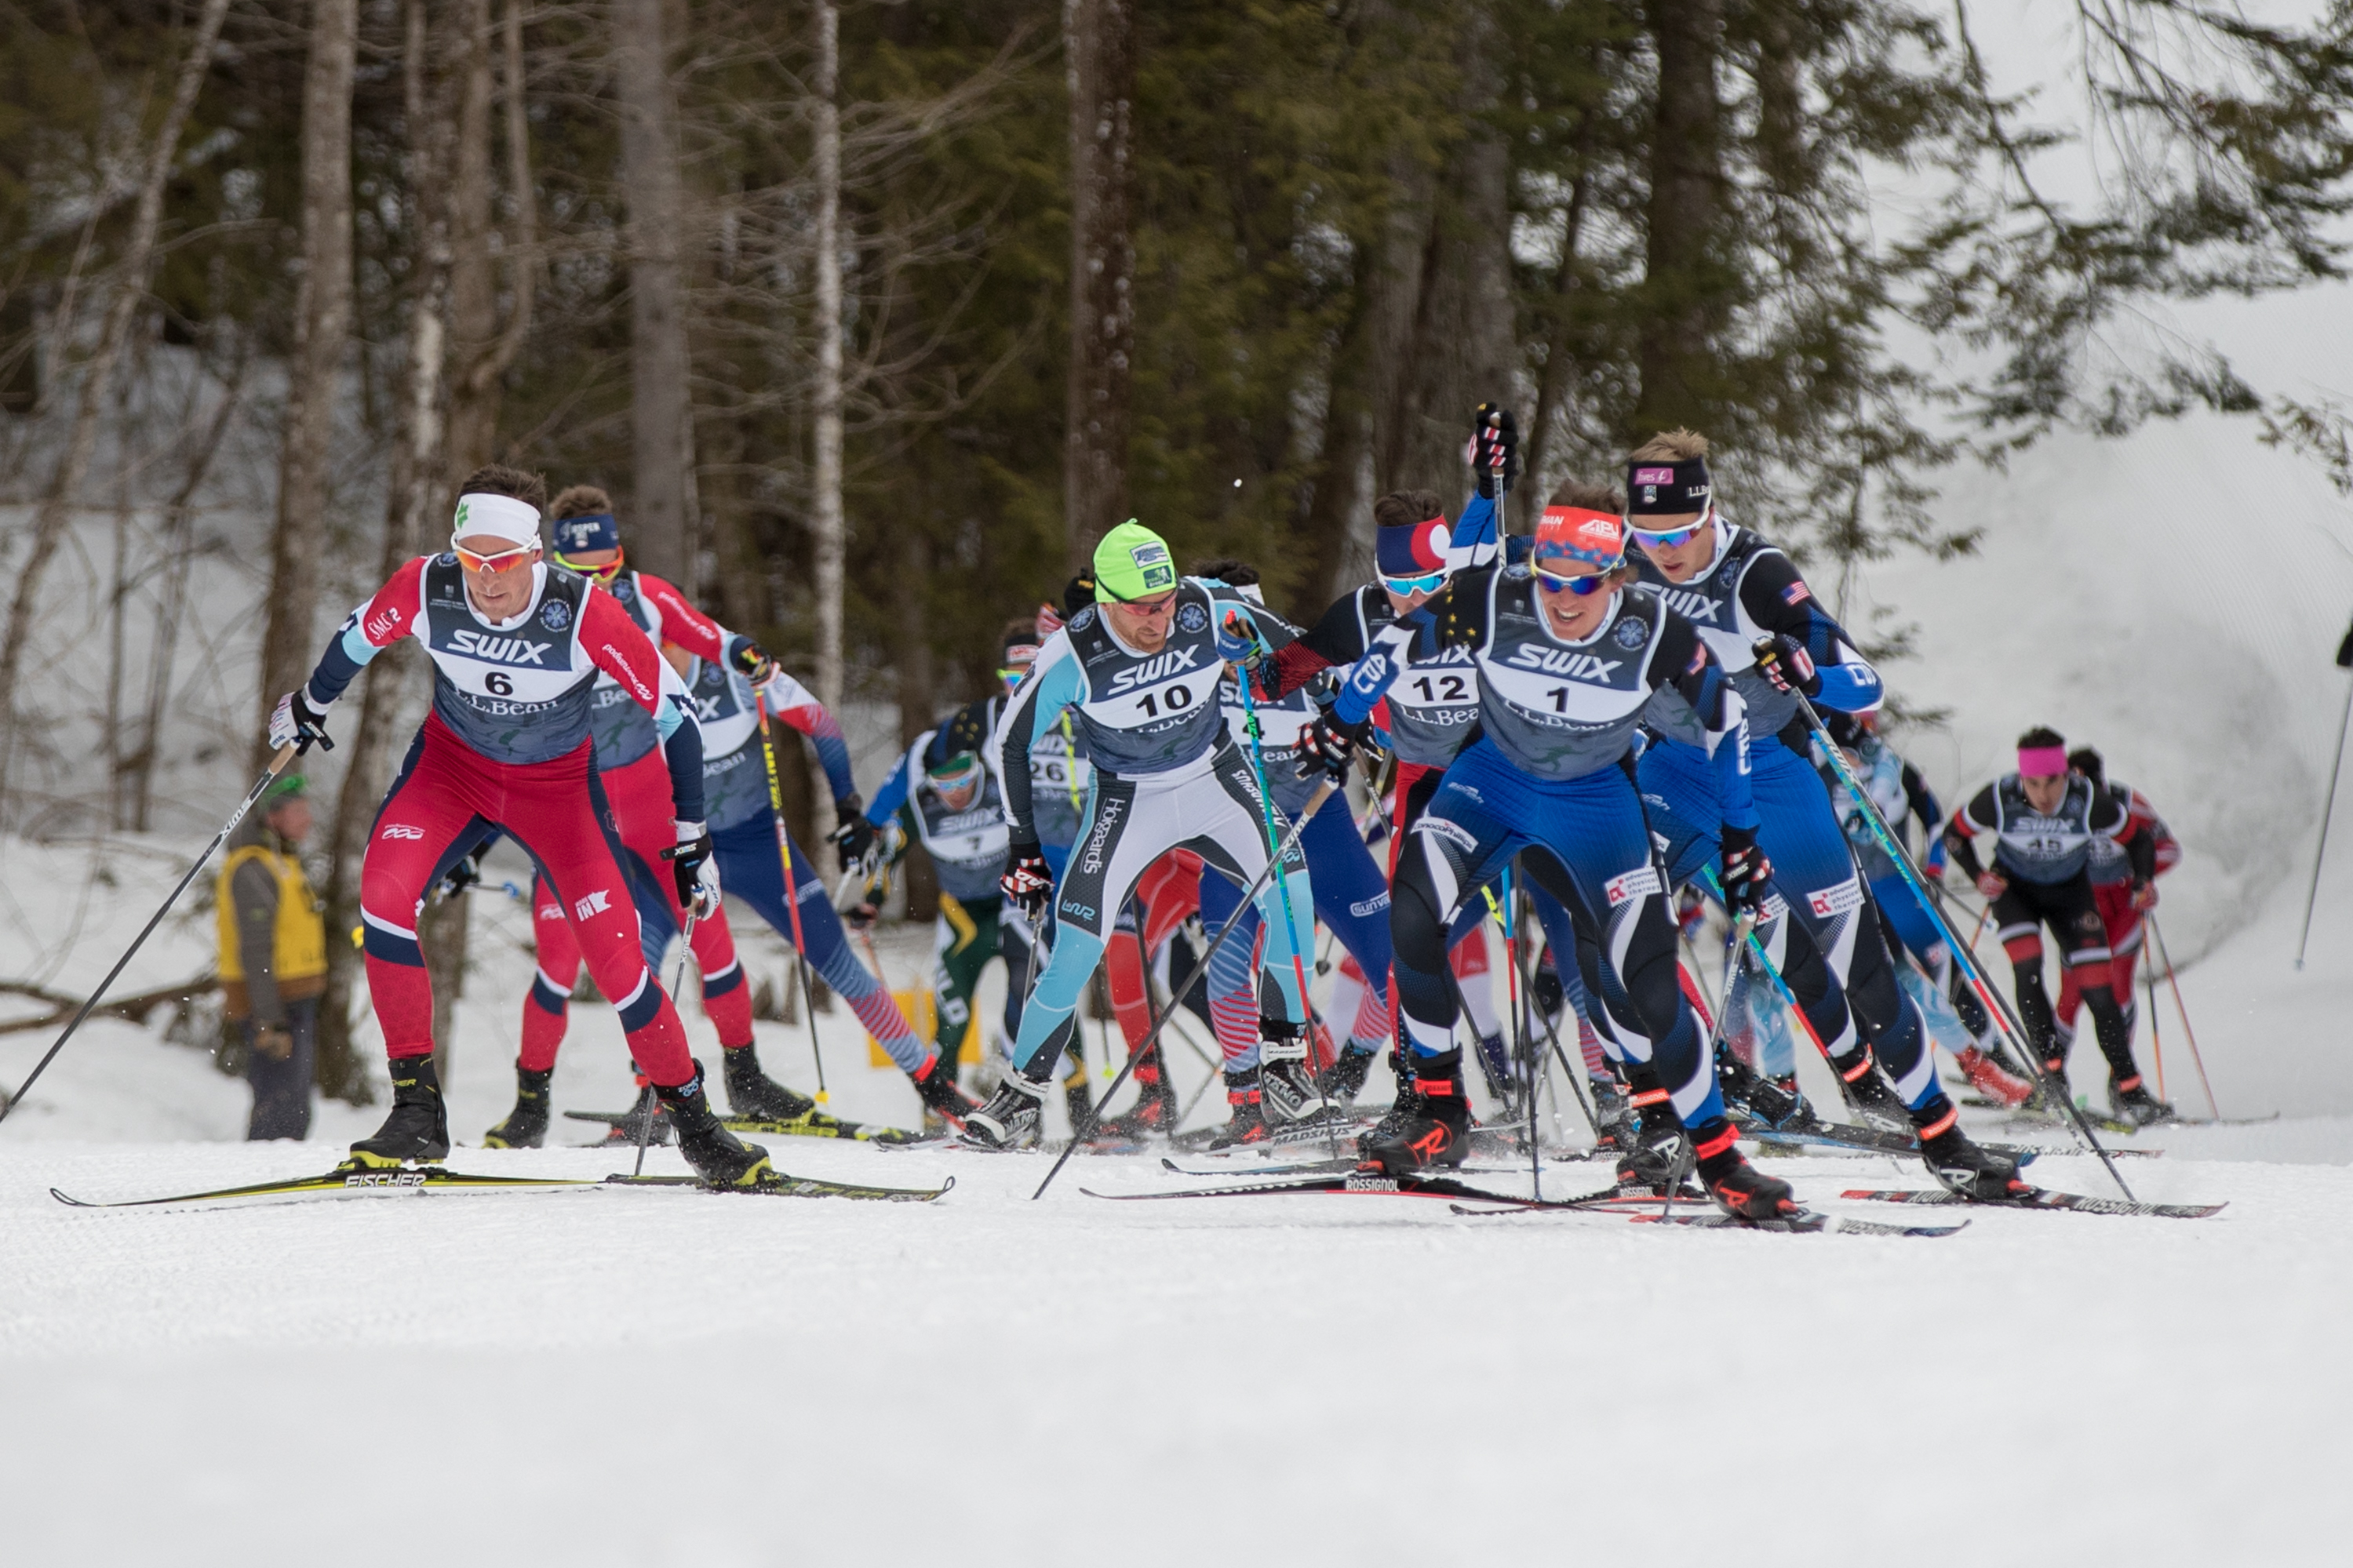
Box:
[1300,495,1803,1219]
[851,696,1025,1121]
[1621,431,2024,1198]
[267,466,767,1185]
[475,488,933,1144]
[965,522,1321,1149]
[2052,745,2181,1065]
[1813,709,2034,1107]
[1943,729,2170,1122]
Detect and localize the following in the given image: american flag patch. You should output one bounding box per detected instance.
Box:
[1783,581,1812,606]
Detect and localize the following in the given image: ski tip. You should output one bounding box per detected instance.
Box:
[48,1188,91,1208]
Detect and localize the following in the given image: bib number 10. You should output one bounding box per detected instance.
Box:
[1135,682,1193,720]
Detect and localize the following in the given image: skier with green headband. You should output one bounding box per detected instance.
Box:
[966,522,1321,1149]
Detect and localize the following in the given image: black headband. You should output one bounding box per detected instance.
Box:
[1626,457,1712,515]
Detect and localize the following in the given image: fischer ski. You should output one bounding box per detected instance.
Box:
[1840,1187,2224,1220]
[566,1107,925,1146]
[1630,1210,1969,1238]
[50,1165,603,1210]
[606,1170,952,1202]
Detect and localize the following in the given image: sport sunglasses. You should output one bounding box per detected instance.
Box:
[452,535,537,573]
[1534,567,1612,598]
[1379,569,1448,597]
[551,547,625,584]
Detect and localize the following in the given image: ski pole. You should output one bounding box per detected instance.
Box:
[2145,912,2220,1119]
[1787,682,2134,1199]
[2144,940,2165,1104]
[2295,671,2353,969]
[2,731,325,1128]
[1699,868,1838,1069]
[635,897,701,1177]
[1033,776,1338,1199]
[1482,874,1539,1195]
[755,695,831,1104]
[1663,908,1754,1220]
[1228,620,1345,1159]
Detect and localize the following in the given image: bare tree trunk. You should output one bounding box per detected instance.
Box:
[254,0,359,771]
[894,527,938,923]
[613,0,694,588]
[442,0,499,469]
[1522,162,1594,515]
[811,0,846,720]
[0,0,231,807]
[314,0,454,1107]
[1634,0,1727,436]
[131,340,249,832]
[1062,0,1135,572]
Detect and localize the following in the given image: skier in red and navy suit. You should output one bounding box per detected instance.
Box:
[267,464,768,1184]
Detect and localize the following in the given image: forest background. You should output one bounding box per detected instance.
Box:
[5,0,2353,1102]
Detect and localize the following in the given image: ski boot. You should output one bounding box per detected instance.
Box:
[1613,1067,1686,1194]
[912,1050,978,1132]
[1954,1045,2034,1108]
[1691,1120,1799,1221]
[1357,1051,1422,1155]
[1470,1031,1513,1103]
[1716,1050,1819,1133]
[1830,1047,1913,1133]
[2109,1078,2176,1127]
[1207,1068,1273,1148]
[1317,1046,1378,1104]
[1359,1050,1470,1176]
[654,1065,772,1188]
[1586,1072,1636,1151]
[722,1042,834,1130]
[1098,1044,1180,1140]
[960,1070,1045,1151]
[482,1061,553,1149]
[348,1054,451,1167]
[1063,1064,1099,1142]
[603,1086,672,1148]
[1261,1050,1331,1128]
[1913,1101,2031,1200]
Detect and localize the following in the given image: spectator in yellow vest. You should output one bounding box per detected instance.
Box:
[217,775,326,1139]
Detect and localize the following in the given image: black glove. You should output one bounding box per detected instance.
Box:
[729,636,780,687]
[1298,708,1369,782]
[668,823,718,913]
[267,688,335,754]
[1718,824,1773,914]
[1000,839,1054,917]
[1470,403,1520,499]
[829,799,876,872]
[1062,573,1097,619]
[435,846,486,902]
[2337,620,2353,669]
[1749,634,1821,697]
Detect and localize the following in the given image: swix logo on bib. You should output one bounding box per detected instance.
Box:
[1472,574,1664,781]
[913,773,1011,904]
[1989,776,2100,884]
[418,556,599,765]
[1634,529,1803,737]
[1605,866,1663,906]
[1067,580,1229,775]
[1806,879,1863,919]
[1655,587,1721,627]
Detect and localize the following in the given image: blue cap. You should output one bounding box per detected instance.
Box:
[552,513,620,555]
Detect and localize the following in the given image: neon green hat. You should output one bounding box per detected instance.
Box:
[1091,520,1178,602]
[261,773,308,809]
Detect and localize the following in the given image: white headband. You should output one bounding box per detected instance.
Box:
[452,492,543,549]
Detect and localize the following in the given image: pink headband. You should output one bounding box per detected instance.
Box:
[2017,745,2068,778]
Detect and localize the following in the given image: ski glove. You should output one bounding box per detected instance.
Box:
[1749,635,1821,697]
[1001,839,1054,918]
[829,799,876,872]
[668,821,720,915]
[729,636,781,689]
[1216,608,1266,669]
[1976,871,2008,902]
[1467,403,1520,498]
[2131,879,2159,912]
[268,688,333,754]
[1718,824,1773,913]
[1299,709,1368,782]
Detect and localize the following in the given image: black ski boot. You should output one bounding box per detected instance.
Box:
[1830,1047,1913,1132]
[1587,1072,1636,1151]
[482,1061,553,1149]
[721,1043,829,1129]
[655,1064,772,1188]
[1063,1062,1099,1141]
[2110,1078,2176,1127]
[1914,1101,2031,1200]
[1207,1068,1272,1148]
[1716,1049,1819,1132]
[912,1050,978,1131]
[1318,1046,1378,1103]
[1358,1050,1422,1153]
[961,1069,1046,1150]
[348,1055,451,1167]
[603,1086,672,1147]
[1359,1050,1470,1176]
[1099,1043,1180,1139]
[1613,1068,1686,1194]
[1692,1120,1799,1221]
